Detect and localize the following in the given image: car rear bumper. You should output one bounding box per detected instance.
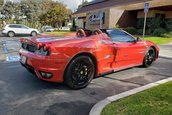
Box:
[19,49,68,83]
[2,30,7,35]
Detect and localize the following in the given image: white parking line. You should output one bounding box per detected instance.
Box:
[7,65,21,69]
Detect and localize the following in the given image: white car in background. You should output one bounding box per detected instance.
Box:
[41,26,55,32]
[2,24,39,37]
[59,26,70,31]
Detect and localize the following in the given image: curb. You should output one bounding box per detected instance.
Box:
[159,56,172,60]
[89,77,172,115]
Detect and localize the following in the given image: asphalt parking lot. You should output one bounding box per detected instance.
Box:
[0,36,172,115]
[0,36,21,62]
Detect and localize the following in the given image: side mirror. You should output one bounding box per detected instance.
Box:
[136,37,141,41]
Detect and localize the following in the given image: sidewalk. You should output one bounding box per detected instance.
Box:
[90,77,172,115]
[159,42,172,59]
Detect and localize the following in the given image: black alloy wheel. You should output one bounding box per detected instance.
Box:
[64,56,95,89]
[143,47,156,67]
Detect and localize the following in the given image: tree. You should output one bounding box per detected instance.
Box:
[0,0,4,9]
[1,1,18,19]
[78,0,88,9]
[39,2,70,27]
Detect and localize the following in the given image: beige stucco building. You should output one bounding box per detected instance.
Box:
[73,0,172,30]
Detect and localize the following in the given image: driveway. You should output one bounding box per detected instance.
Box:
[0,58,172,115]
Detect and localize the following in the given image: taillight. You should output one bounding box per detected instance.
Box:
[35,43,50,56]
[37,43,43,50]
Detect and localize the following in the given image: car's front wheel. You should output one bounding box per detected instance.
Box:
[143,47,156,67]
[64,56,95,89]
[31,31,37,36]
[8,31,15,37]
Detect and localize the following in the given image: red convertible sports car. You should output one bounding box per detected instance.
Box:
[19,29,159,89]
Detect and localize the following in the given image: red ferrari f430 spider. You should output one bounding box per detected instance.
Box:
[19,29,159,89]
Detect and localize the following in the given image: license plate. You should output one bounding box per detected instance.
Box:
[21,56,27,64]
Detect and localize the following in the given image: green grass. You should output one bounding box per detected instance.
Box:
[137,36,172,45]
[101,81,172,115]
[45,31,73,36]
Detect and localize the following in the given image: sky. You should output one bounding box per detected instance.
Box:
[10,0,93,11]
[58,0,93,11]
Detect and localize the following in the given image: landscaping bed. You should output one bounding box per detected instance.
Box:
[45,31,73,36]
[101,81,172,115]
[135,35,172,45]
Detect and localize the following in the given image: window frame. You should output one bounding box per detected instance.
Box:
[106,29,137,43]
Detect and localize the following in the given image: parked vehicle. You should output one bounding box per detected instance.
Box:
[58,26,70,31]
[19,29,159,89]
[41,26,55,32]
[2,24,39,37]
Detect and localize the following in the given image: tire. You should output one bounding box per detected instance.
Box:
[31,31,37,36]
[142,47,156,67]
[64,56,95,89]
[8,31,15,37]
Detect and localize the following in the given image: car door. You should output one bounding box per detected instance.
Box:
[19,25,30,34]
[10,25,21,34]
[107,29,146,69]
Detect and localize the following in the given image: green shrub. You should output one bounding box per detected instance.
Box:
[137,29,143,35]
[166,19,172,32]
[161,33,172,38]
[124,27,137,34]
[70,28,76,32]
[113,24,120,29]
[152,28,166,37]
[146,17,167,36]
[147,17,162,33]
[136,17,172,36]
[137,18,144,29]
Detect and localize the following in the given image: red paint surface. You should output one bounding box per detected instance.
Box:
[19,33,159,83]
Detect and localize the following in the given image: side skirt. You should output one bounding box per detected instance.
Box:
[97,63,142,77]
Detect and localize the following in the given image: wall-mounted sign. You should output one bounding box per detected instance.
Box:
[88,11,104,25]
[89,14,100,22]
